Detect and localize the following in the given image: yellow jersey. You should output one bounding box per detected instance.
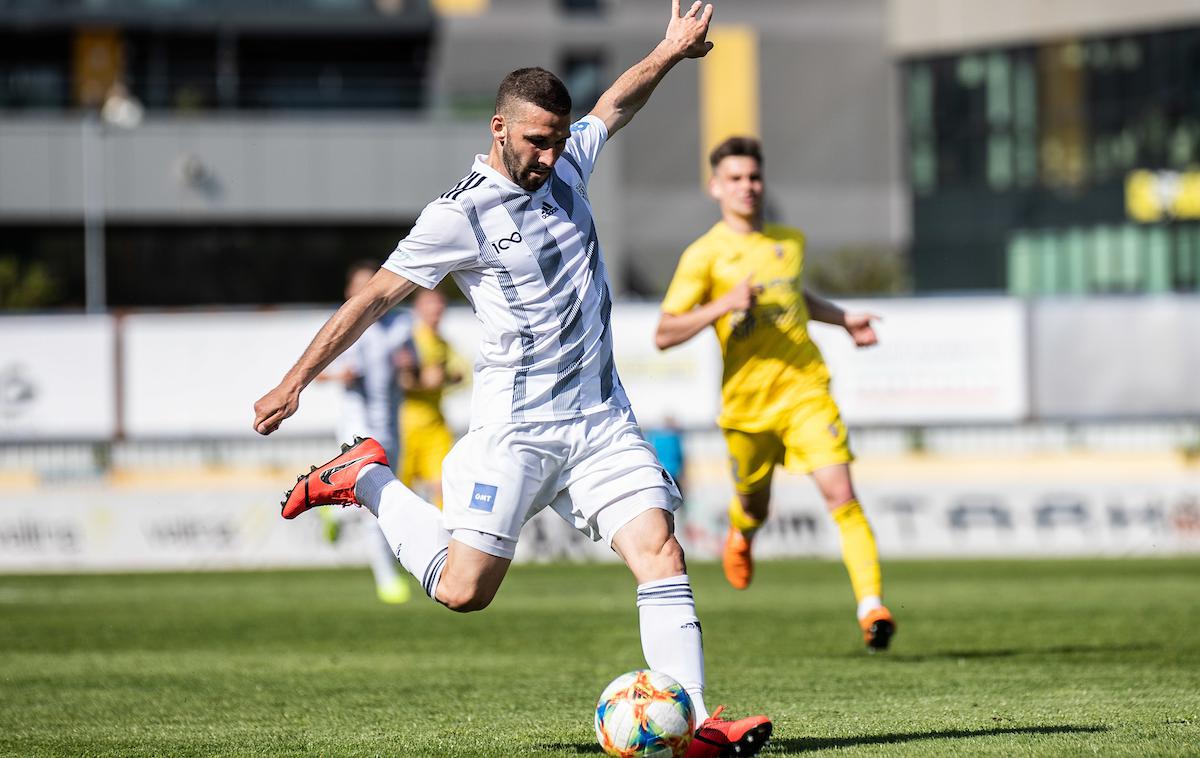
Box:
[660,221,831,432]
[401,322,462,429]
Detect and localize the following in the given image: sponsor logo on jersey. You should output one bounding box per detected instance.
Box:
[540,202,559,219]
[489,231,522,255]
[470,483,499,512]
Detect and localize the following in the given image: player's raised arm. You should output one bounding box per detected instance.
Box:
[590,0,713,138]
[253,269,419,435]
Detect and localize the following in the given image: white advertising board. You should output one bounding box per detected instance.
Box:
[0,315,116,440]
[811,297,1029,424]
[2,462,1196,573]
[122,310,343,438]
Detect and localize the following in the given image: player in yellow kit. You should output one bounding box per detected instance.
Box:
[655,136,895,650]
[400,288,465,508]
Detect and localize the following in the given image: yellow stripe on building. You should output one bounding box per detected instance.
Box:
[431,0,489,17]
[699,25,760,183]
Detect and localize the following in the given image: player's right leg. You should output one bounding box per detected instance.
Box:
[720,428,783,590]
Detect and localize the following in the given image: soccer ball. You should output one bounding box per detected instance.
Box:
[594,669,695,758]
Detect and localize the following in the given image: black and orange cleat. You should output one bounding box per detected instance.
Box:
[685,705,772,758]
[280,437,388,520]
[860,606,896,652]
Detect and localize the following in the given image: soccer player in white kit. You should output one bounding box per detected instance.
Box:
[253,3,772,754]
[315,260,417,604]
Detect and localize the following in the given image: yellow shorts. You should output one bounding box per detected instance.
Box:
[723,395,853,495]
[401,420,455,489]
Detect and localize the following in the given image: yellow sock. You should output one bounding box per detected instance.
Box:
[831,499,882,602]
[728,497,762,538]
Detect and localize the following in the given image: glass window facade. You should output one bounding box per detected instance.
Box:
[0,224,421,309]
[0,7,433,112]
[904,25,1200,294]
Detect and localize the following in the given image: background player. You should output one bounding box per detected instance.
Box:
[654,136,896,651]
[315,260,417,604]
[253,4,773,755]
[399,287,465,507]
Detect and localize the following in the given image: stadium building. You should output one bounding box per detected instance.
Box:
[0,0,900,308]
[893,0,1200,295]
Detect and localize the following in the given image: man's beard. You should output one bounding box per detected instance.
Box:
[502,143,551,192]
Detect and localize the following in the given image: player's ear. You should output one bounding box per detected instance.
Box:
[491,114,506,145]
[707,174,721,201]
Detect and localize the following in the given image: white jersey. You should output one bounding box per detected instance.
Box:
[383,115,628,426]
[332,309,415,458]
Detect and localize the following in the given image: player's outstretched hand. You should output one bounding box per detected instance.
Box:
[844,312,880,348]
[253,383,300,435]
[666,0,714,59]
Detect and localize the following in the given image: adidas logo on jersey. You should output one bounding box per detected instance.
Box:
[540,202,559,219]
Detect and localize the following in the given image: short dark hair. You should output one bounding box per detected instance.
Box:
[495,67,572,118]
[709,136,763,171]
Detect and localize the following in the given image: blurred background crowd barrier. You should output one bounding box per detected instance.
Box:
[2,300,1198,570]
[2,0,1199,569]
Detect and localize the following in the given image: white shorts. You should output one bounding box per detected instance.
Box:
[441,405,681,560]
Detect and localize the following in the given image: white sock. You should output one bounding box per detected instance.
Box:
[636,574,709,722]
[365,520,401,588]
[355,463,450,599]
[857,594,883,621]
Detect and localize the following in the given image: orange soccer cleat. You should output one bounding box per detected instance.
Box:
[721,528,754,590]
[280,437,388,520]
[686,705,773,758]
[860,606,896,652]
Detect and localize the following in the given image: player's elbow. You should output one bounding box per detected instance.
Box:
[653,320,676,351]
[654,332,674,351]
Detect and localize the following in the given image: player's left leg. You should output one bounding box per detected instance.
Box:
[787,398,895,650]
[558,408,771,756]
[810,464,892,639]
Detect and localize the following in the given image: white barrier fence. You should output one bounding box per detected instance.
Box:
[3,460,1197,573]
[0,297,1032,441]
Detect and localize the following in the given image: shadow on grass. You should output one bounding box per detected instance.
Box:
[536,724,1108,755]
[882,642,1158,662]
[772,724,1108,752]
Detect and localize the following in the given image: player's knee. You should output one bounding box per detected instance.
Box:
[436,578,497,613]
[824,488,856,511]
[439,584,494,613]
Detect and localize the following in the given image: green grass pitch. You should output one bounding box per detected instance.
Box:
[1,558,1198,756]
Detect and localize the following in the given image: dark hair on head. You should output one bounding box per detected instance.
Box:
[709,136,763,170]
[346,259,378,284]
[495,67,572,118]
